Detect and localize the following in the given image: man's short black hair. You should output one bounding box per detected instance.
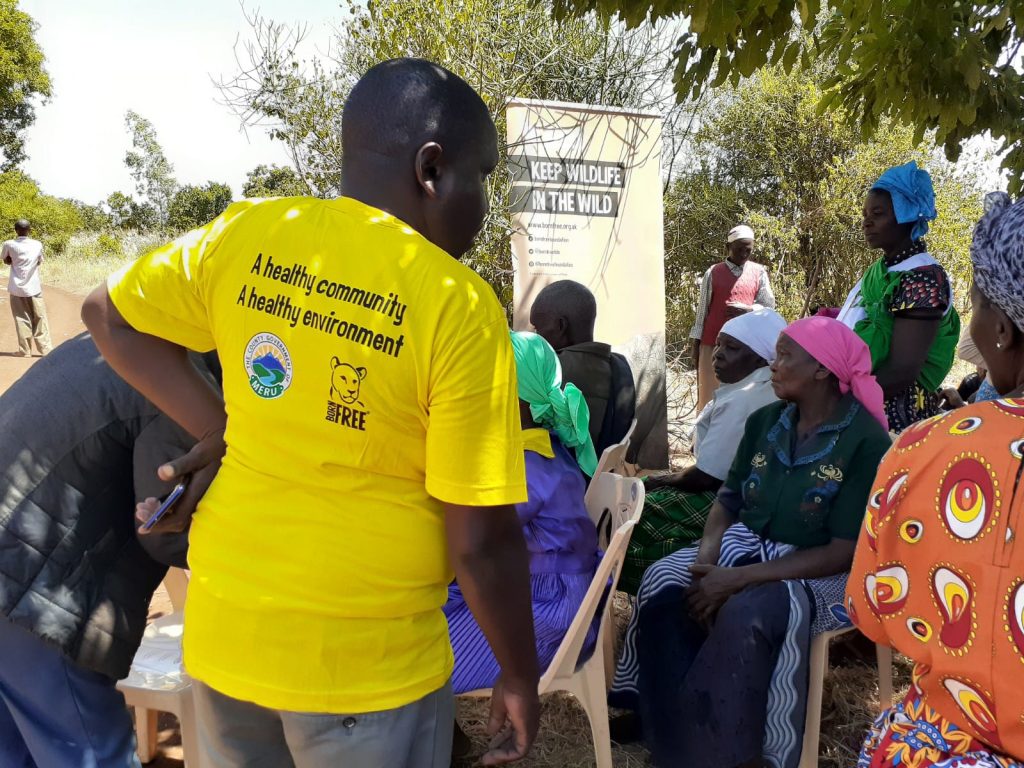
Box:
[342,58,494,158]
[14,218,30,232]
[533,280,597,329]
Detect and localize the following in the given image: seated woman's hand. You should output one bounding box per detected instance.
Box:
[686,565,749,624]
[939,386,965,410]
[643,475,666,491]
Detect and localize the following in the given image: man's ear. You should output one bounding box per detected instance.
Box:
[415,142,444,198]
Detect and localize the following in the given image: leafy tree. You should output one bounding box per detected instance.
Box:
[124,110,178,226]
[167,181,233,232]
[0,1,51,169]
[242,163,309,197]
[553,0,1024,194]
[71,200,111,231]
[105,190,157,232]
[664,65,987,349]
[0,170,83,253]
[219,0,687,304]
[104,191,133,228]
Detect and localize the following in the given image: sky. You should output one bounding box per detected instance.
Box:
[20,0,339,203]
[18,2,1009,204]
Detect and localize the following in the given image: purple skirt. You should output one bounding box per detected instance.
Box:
[444,570,597,693]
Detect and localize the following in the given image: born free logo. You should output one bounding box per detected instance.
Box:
[244,332,293,399]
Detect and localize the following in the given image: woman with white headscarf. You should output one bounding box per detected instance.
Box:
[621,309,787,594]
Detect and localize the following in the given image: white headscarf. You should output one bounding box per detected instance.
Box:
[719,308,787,363]
[957,329,986,368]
[727,224,755,243]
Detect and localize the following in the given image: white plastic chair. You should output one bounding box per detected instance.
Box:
[462,518,638,768]
[799,627,894,768]
[583,473,645,685]
[118,568,200,766]
[584,418,638,509]
[584,472,645,548]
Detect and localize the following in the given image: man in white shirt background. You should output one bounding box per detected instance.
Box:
[3,218,52,357]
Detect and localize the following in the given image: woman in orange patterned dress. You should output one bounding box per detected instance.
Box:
[848,193,1024,768]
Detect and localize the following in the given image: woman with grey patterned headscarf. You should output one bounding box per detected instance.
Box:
[969,191,1024,389]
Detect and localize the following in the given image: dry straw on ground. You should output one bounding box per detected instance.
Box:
[453,594,913,767]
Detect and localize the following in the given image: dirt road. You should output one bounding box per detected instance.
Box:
[0,286,86,394]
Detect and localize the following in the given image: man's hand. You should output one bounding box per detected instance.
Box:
[135,428,226,534]
[444,503,540,762]
[481,674,540,765]
[686,564,748,623]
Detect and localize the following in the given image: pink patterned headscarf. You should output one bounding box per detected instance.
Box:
[782,316,889,431]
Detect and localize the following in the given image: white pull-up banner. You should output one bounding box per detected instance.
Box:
[508,98,667,468]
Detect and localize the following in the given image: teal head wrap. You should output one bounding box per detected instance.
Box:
[871,161,937,241]
[510,331,598,476]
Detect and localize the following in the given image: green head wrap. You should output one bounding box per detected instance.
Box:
[510,331,598,476]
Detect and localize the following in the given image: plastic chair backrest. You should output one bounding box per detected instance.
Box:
[590,418,637,479]
[585,473,645,549]
[539,518,636,689]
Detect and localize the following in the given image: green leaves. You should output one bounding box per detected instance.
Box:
[242,164,309,198]
[558,0,1024,194]
[124,111,178,227]
[663,63,986,349]
[0,171,83,251]
[0,0,51,170]
[167,182,233,234]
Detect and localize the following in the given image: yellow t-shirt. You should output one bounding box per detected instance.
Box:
[108,196,527,713]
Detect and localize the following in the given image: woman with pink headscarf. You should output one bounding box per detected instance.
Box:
[609,317,891,768]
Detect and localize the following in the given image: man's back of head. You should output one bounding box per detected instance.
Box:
[528,280,597,351]
[14,219,30,237]
[339,58,498,260]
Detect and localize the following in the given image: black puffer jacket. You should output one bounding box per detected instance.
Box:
[0,333,210,680]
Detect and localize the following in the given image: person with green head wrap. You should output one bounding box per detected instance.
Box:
[834,161,960,432]
[444,331,600,708]
[509,330,598,476]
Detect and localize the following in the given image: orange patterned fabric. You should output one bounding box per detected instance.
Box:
[847,399,1024,761]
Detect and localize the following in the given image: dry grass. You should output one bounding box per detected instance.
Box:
[22,232,161,297]
[450,595,913,768]
[454,695,650,768]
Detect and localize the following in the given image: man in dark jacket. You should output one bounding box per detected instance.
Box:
[529,280,636,456]
[0,332,218,767]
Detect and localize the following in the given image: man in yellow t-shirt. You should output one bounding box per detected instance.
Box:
[83,59,540,767]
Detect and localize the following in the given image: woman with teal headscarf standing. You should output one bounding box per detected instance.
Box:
[836,161,960,432]
[444,331,599,696]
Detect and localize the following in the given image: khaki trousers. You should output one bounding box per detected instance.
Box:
[695,343,720,414]
[10,294,52,355]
